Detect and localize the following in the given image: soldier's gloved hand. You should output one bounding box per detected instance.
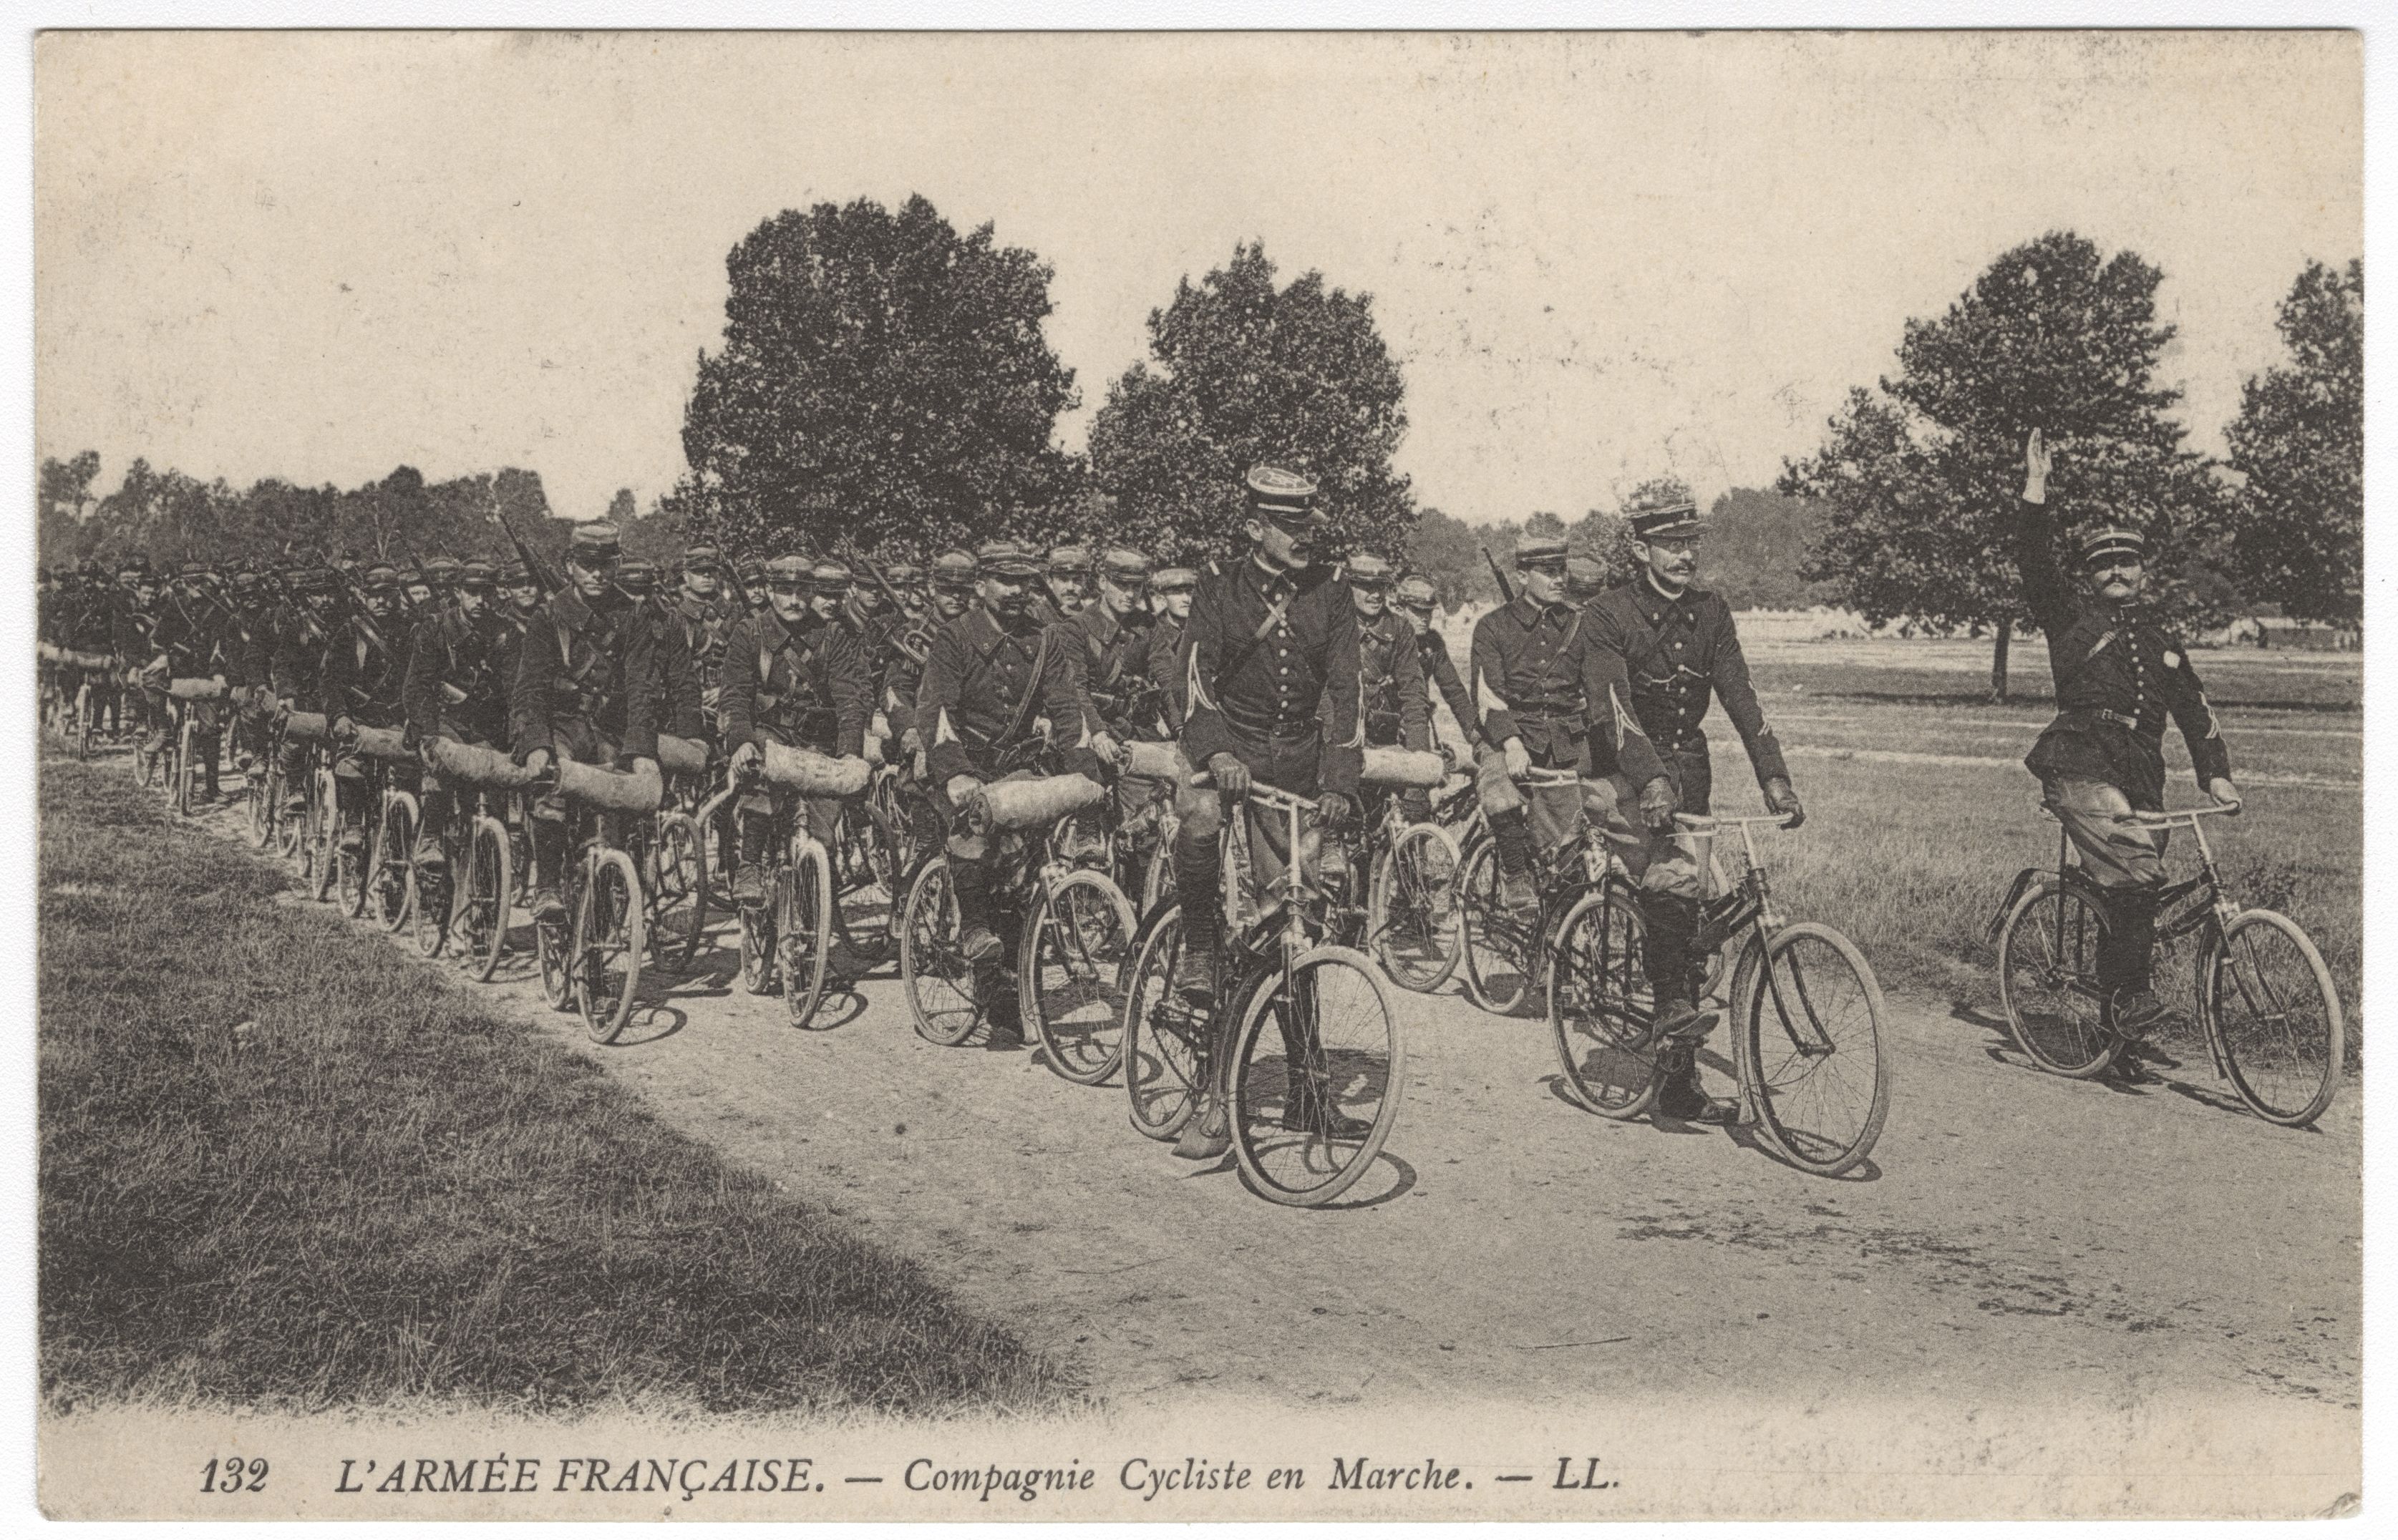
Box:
[332,714,356,741]
[1638,774,1679,831]
[1317,791,1354,829]
[624,755,659,779]
[1765,776,1805,829]
[1092,729,1123,768]
[729,741,762,779]
[521,746,554,779]
[899,726,923,757]
[1503,736,1532,781]
[1204,752,1251,799]
[2208,776,2242,814]
[947,774,989,829]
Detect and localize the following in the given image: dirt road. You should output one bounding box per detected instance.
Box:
[170,786,2359,1422]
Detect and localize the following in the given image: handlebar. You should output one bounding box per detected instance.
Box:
[1674,812,1800,833]
[1186,772,1317,815]
[2131,802,2241,827]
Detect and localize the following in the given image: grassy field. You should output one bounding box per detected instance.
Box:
[38,754,1079,1418]
[1715,636,2361,1045]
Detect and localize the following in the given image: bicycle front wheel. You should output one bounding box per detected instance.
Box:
[462,814,513,982]
[1021,868,1136,1086]
[74,685,94,761]
[1122,907,1205,1140]
[1995,874,2120,1078]
[1228,945,1404,1207]
[1549,880,1659,1120]
[1372,821,1463,993]
[647,810,708,975]
[835,804,904,965]
[898,857,981,1046]
[2203,908,2343,1127]
[247,754,276,846]
[173,716,198,816]
[1457,837,1537,1015]
[574,847,645,1043]
[1740,920,1889,1177]
[777,837,835,1030]
[375,792,417,933]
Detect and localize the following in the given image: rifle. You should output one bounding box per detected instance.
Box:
[487,493,565,598]
[856,555,933,667]
[1481,545,1516,607]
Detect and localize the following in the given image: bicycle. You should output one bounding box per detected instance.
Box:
[1356,753,1464,994]
[1455,766,1601,1015]
[638,733,713,978]
[1547,807,1890,1176]
[1993,799,2342,1127]
[729,744,868,1030]
[1119,774,1403,1207]
[338,726,419,932]
[409,736,531,980]
[530,756,655,1044]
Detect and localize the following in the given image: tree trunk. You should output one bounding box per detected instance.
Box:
[1990,622,2011,703]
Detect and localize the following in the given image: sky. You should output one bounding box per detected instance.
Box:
[34,29,2361,528]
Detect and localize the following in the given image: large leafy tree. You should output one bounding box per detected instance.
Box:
[1088,240,1415,568]
[1781,231,2228,700]
[2223,258,2362,625]
[680,195,1081,558]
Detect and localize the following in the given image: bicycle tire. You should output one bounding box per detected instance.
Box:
[375,792,418,933]
[1371,820,1463,993]
[410,832,451,958]
[1228,944,1404,1207]
[575,847,645,1043]
[647,810,708,975]
[1740,920,1890,1177]
[339,796,374,919]
[1021,868,1136,1086]
[173,715,197,817]
[464,814,513,982]
[778,837,835,1030]
[1995,873,2121,1078]
[74,685,93,761]
[737,882,777,995]
[309,770,340,902]
[247,753,276,847]
[1122,905,1206,1141]
[899,857,982,1046]
[1457,837,1538,1015]
[2203,907,2343,1128]
[1549,880,1661,1119]
[536,907,574,1012]
[834,804,904,965]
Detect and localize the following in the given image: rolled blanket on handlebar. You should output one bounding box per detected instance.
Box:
[1120,739,1193,781]
[36,643,59,663]
[282,711,329,742]
[555,756,664,814]
[61,649,115,671]
[1359,746,1447,789]
[424,735,535,789]
[168,676,228,701]
[984,772,1105,831]
[654,732,709,777]
[758,742,870,797]
[350,725,414,763]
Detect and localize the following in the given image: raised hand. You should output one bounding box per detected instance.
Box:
[2022,427,2052,505]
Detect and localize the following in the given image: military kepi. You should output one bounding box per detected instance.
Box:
[2077,525,2147,567]
[1246,464,1321,528]
[1629,501,1704,539]
[571,522,622,562]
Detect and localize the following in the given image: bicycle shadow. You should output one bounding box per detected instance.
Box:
[616,999,689,1046]
[1179,1149,1419,1211]
[802,989,871,1033]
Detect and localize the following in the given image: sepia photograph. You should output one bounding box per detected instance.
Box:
[27,23,2366,1521]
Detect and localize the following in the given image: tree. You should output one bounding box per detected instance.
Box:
[37,450,101,564]
[1405,506,1510,608]
[1781,231,2226,700]
[680,194,1081,559]
[1088,240,1416,567]
[2223,258,2362,625]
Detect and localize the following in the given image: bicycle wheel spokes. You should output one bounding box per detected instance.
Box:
[777,841,835,1030]
[1374,823,1462,993]
[1026,871,1135,1085]
[2206,910,2342,1127]
[376,797,416,932]
[838,811,903,963]
[1123,910,1206,1139]
[576,849,644,1043]
[1996,877,2117,1078]
[1550,885,1659,1119]
[647,811,707,974]
[899,859,981,1046]
[1230,946,1403,1207]
[464,816,513,982]
[1458,840,1535,1015]
[1745,922,1888,1176]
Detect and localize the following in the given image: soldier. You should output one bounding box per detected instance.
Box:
[321,562,417,856]
[1467,532,1602,924]
[885,560,928,628]
[926,550,976,623]
[143,561,235,801]
[399,562,437,616]
[1171,466,1365,1156]
[737,556,770,616]
[1147,565,1197,734]
[424,556,463,608]
[1347,553,1432,819]
[66,560,123,736]
[402,559,511,872]
[672,545,735,740]
[510,524,664,920]
[1583,501,1803,1122]
[618,557,707,745]
[1041,545,1092,620]
[2014,429,2238,1041]
[916,539,1094,1046]
[268,567,345,816]
[1394,572,1486,765]
[220,565,281,772]
[889,549,979,770]
[717,555,872,910]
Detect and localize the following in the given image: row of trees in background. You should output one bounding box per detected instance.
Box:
[1780,233,2361,699]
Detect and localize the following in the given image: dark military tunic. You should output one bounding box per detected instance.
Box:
[1180,557,1362,799]
[1073,601,1162,738]
[671,591,734,704]
[1356,610,1429,751]
[319,609,412,731]
[1414,626,1481,753]
[508,585,661,765]
[1582,575,1789,815]
[402,604,511,749]
[1469,593,1598,765]
[919,604,1087,784]
[1149,611,1189,736]
[717,606,870,760]
[2014,499,2230,809]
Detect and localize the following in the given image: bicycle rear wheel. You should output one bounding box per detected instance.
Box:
[1122,907,1207,1140]
[410,833,451,957]
[2203,908,2343,1127]
[777,837,835,1030]
[574,847,645,1043]
[1995,874,2120,1078]
[374,793,417,932]
[1457,837,1538,1015]
[247,754,276,845]
[309,771,340,901]
[834,804,904,966]
[1229,945,1404,1207]
[462,814,513,982]
[898,857,981,1046]
[1370,821,1462,993]
[1021,868,1136,1085]
[173,716,198,816]
[75,685,94,761]
[646,810,708,975]
[1549,881,1660,1119]
[737,877,777,995]
[1740,920,1889,1176]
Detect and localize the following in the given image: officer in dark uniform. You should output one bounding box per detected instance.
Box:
[2016,429,2238,1038]
[1147,565,1197,734]
[888,549,979,771]
[1042,545,1092,619]
[618,557,707,746]
[1468,532,1602,920]
[1394,572,1486,765]
[320,563,416,854]
[917,539,1095,1046]
[673,544,735,741]
[1583,500,1802,1121]
[737,556,770,618]
[511,524,664,920]
[718,555,873,907]
[402,559,512,872]
[1171,466,1365,1155]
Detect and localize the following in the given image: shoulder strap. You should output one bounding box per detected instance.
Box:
[997,625,1052,746]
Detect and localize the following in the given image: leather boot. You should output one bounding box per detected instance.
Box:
[1490,809,1542,921]
[1654,1043,1733,1124]
[1283,1073,1374,1140]
[2101,887,2179,1038]
[528,816,567,921]
[1642,895,1717,1043]
[731,812,769,905]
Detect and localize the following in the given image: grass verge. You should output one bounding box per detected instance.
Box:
[39,753,1081,1418]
